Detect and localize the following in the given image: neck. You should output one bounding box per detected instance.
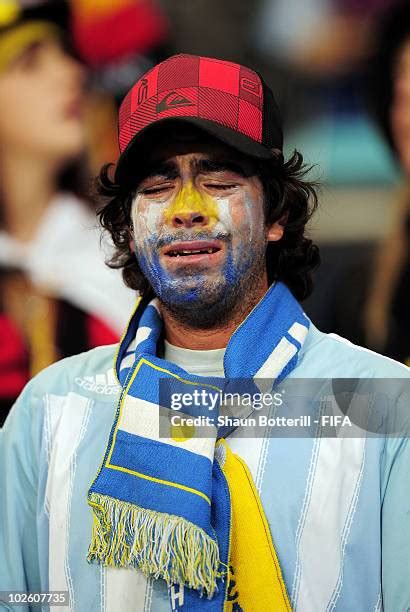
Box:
[161,316,233,350]
[160,280,269,350]
[0,150,60,242]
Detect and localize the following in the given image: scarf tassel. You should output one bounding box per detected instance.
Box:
[87,492,223,597]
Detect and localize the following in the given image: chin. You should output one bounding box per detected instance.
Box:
[165,272,227,297]
[160,284,211,306]
[161,277,235,313]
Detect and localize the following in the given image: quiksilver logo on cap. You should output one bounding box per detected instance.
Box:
[156,91,195,113]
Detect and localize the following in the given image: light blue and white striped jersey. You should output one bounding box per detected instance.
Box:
[1,323,409,612]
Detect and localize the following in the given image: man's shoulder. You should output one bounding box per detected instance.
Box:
[298,323,410,378]
[24,343,121,401]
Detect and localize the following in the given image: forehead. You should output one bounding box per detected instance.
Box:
[148,140,239,165]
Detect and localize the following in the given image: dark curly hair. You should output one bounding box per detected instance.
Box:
[96,148,320,302]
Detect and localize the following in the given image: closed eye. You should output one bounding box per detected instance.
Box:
[204,183,237,190]
[140,184,173,195]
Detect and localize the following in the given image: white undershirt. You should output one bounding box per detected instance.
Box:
[164,340,226,378]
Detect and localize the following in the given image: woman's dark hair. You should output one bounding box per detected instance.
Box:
[97,148,320,302]
[367,0,410,154]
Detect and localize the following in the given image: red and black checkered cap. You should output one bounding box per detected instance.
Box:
[115,53,283,180]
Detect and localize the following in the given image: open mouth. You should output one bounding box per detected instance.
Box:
[161,241,224,267]
[164,241,222,258]
[168,247,220,257]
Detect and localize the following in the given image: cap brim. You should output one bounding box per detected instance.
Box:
[114,117,275,182]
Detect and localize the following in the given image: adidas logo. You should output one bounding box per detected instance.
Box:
[75,369,120,395]
[156,91,195,113]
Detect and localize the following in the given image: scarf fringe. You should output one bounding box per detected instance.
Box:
[87,492,223,597]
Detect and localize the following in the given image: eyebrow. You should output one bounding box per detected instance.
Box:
[194,158,252,177]
[138,161,180,183]
[138,156,253,185]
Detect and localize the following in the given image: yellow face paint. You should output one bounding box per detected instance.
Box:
[163,182,219,228]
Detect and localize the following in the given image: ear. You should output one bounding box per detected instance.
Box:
[129,235,135,252]
[267,213,287,242]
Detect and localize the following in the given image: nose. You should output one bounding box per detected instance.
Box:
[171,210,209,228]
[164,182,217,229]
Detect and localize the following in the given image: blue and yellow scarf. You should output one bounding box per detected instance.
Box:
[88,282,308,610]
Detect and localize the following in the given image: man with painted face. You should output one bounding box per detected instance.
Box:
[1,54,410,612]
[123,124,289,337]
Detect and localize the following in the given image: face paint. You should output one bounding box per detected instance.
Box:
[133,183,230,304]
[131,156,268,326]
[163,182,219,228]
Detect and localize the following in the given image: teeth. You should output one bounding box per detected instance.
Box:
[168,247,217,256]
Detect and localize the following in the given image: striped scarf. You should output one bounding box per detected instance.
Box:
[88,281,308,610]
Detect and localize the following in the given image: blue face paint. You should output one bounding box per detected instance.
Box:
[132,178,268,312]
[137,246,215,305]
[137,239,259,310]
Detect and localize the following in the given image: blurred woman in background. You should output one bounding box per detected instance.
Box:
[0,1,135,422]
[365,0,410,364]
